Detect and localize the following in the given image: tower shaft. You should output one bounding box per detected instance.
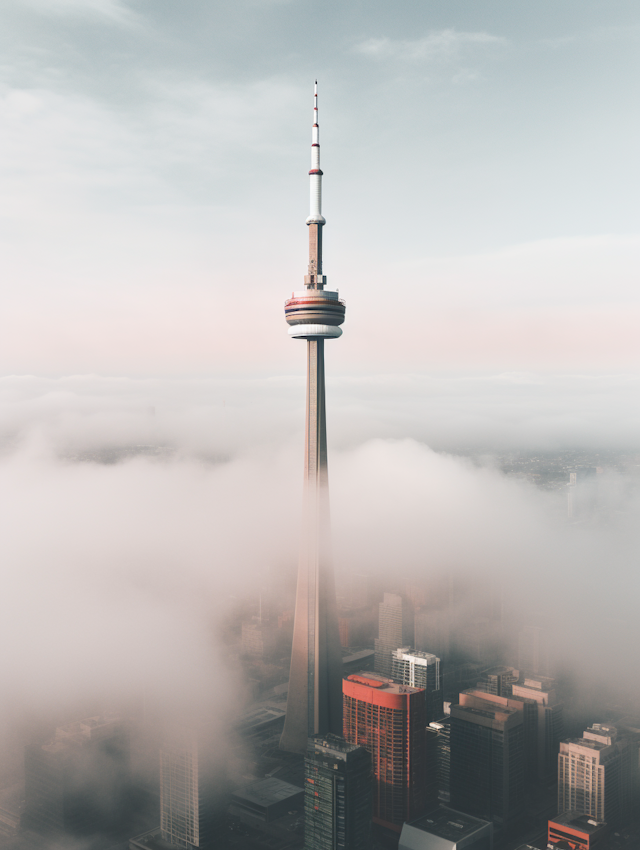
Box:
[280,83,344,754]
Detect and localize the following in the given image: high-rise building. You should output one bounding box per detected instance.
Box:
[450,695,525,836]
[557,724,636,828]
[391,647,444,723]
[280,82,345,754]
[461,690,537,783]
[429,718,452,804]
[374,593,413,677]
[511,677,564,782]
[24,716,129,836]
[342,672,432,831]
[398,806,493,850]
[304,733,372,850]
[476,666,519,698]
[159,725,224,849]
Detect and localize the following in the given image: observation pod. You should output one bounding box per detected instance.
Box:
[285,290,346,339]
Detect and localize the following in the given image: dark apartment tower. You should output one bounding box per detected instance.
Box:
[342,672,432,831]
[450,695,525,837]
[462,689,538,783]
[280,82,345,754]
[558,724,637,828]
[159,724,225,850]
[429,718,452,804]
[374,593,413,678]
[512,677,564,782]
[391,647,444,723]
[24,716,130,836]
[304,734,372,850]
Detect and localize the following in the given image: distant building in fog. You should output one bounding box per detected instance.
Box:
[414,608,451,661]
[338,606,375,648]
[398,805,492,850]
[304,733,371,850]
[392,647,444,723]
[558,724,636,828]
[511,677,563,782]
[374,593,413,677]
[568,467,599,521]
[450,694,525,837]
[343,672,432,830]
[159,724,224,849]
[475,666,519,698]
[517,625,555,678]
[24,715,129,836]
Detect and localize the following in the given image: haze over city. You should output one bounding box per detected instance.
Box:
[0,2,639,850]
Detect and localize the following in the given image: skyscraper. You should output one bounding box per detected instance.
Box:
[558,724,636,828]
[450,695,525,837]
[342,672,432,831]
[391,647,444,723]
[159,724,224,850]
[280,83,346,754]
[511,677,564,782]
[304,734,372,850]
[24,716,129,836]
[374,593,413,677]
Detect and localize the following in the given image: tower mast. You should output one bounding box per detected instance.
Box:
[280,83,346,754]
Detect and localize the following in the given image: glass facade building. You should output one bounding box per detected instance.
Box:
[304,734,371,850]
[391,647,443,723]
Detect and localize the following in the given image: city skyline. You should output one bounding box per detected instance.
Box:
[0,3,640,848]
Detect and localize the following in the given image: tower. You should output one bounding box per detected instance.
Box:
[304,734,372,850]
[374,592,413,677]
[342,672,432,831]
[391,647,444,723]
[450,694,525,837]
[280,83,346,754]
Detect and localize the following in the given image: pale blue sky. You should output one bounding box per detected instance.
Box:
[0,0,638,378]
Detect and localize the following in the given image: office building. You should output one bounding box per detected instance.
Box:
[558,724,635,828]
[547,811,607,849]
[24,715,129,836]
[343,672,431,831]
[392,647,444,723]
[159,725,224,849]
[462,689,537,782]
[476,667,519,698]
[374,593,413,677]
[304,733,371,850]
[399,806,492,850]
[450,695,525,836]
[429,718,451,803]
[280,82,345,754]
[231,777,303,823]
[512,677,564,782]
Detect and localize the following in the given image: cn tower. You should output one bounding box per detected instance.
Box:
[280,82,345,754]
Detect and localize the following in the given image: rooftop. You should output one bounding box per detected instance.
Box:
[406,806,491,841]
[308,733,363,758]
[232,777,303,808]
[346,672,423,695]
[550,810,607,834]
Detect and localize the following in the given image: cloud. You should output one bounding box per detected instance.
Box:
[353,29,506,63]
[17,0,139,26]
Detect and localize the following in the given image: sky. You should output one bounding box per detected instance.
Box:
[0,0,639,381]
[1,0,640,789]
